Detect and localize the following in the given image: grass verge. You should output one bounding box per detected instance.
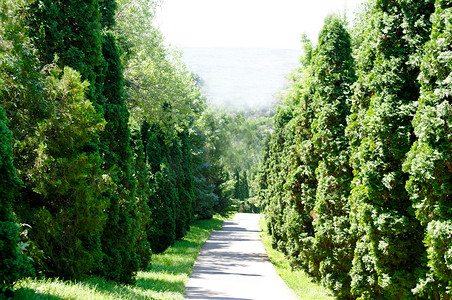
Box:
[259,215,334,300]
[7,214,232,300]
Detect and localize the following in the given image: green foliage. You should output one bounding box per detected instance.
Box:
[0,0,220,290]
[142,123,176,253]
[148,160,177,253]
[2,0,108,280]
[99,0,117,29]
[16,66,108,279]
[346,0,434,298]
[0,107,33,292]
[129,127,152,270]
[176,129,196,234]
[115,0,204,130]
[11,215,230,300]
[98,28,140,284]
[234,170,250,202]
[403,0,452,297]
[259,215,334,300]
[26,0,104,106]
[310,16,356,299]
[258,39,319,279]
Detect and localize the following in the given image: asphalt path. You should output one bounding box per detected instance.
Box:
[185,213,298,300]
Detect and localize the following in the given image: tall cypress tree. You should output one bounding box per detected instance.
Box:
[98,30,140,283]
[242,171,249,200]
[234,170,243,201]
[310,16,356,299]
[346,1,434,298]
[170,138,185,239]
[263,105,294,254]
[279,38,318,277]
[95,0,141,283]
[179,129,195,230]
[143,123,176,253]
[130,127,152,269]
[403,0,452,297]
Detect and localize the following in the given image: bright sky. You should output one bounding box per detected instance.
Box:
[155,0,367,49]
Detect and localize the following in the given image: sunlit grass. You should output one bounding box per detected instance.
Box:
[259,215,334,300]
[8,214,233,300]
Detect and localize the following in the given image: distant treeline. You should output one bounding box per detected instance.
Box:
[257,1,451,299]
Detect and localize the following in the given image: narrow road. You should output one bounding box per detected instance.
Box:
[185,213,298,300]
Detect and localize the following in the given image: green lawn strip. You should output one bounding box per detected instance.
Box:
[9,214,232,300]
[259,215,334,300]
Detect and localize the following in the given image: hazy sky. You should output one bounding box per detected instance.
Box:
[155,0,367,49]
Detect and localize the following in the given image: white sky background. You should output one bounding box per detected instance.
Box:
[155,0,367,49]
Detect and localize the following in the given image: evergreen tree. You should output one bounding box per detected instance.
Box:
[17,67,107,279]
[2,0,109,279]
[276,37,318,276]
[0,107,33,291]
[310,16,356,298]
[178,129,195,231]
[262,105,294,254]
[346,1,434,298]
[170,138,186,239]
[148,159,177,253]
[403,0,452,297]
[26,0,104,107]
[242,171,250,200]
[191,127,219,220]
[98,29,140,283]
[234,170,242,201]
[143,123,176,253]
[130,127,152,269]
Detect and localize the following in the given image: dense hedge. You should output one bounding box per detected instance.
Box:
[259,2,451,299]
[0,0,227,287]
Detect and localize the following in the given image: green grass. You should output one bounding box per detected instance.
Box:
[7,214,232,300]
[259,215,335,300]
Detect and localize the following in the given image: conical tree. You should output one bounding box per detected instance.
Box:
[98,29,140,283]
[130,127,152,269]
[403,0,452,297]
[147,159,177,253]
[143,123,176,253]
[169,137,186,239]
[310,16,356,299]
[242,171,249,200]
[178,129,195,233]
[279,37,318,276]
[346,0,434,298]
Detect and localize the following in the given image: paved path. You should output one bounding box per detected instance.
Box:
[185,213,298,300]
